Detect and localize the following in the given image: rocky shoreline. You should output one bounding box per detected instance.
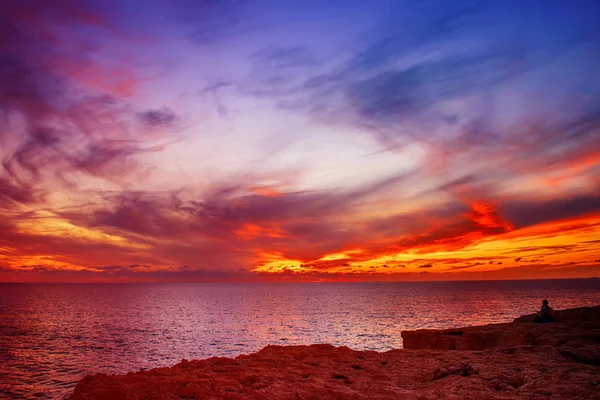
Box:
[70,306,600,399]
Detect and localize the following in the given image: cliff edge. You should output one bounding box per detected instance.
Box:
[401,305,600,357]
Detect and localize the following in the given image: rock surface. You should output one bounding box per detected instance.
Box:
[401,305,600,355]
[70,306,600,400]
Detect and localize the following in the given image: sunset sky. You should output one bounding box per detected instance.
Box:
[1,0,599,282]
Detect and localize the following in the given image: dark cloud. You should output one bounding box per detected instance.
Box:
[419,263,433,269]
[334,0,598,138]
[0,263,257,282]
[137,108,178,127]
[345,51,511,127]
[501,193,600,229]
[450,261,484,270]
[450,265,474,270]
[511,245,577,254]
[0,176,41,205]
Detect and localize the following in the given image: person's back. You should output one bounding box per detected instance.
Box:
[537,300,555,323]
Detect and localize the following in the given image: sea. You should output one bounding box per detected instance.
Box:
[1,279,600,399]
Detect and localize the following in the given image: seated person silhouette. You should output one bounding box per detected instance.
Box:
[533,299,555,323]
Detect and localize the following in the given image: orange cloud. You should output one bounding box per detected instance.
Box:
[250,185,284,198]
[235,223,286,240]
[469,201,513,231]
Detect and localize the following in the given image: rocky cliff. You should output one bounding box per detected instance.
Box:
[70,306,600,400]
[401,305,600,358]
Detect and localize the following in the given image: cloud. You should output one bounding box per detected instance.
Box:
[246,1,600,174]
[250,46,320,89]
[253,46,317,69]
[0,170,487,275]
[0,1,179,195]
[137,108,179,127]
[0,176,41,205]
[0,263,258,283]
[501,193,600,229]
[1,0,599,282]
[173,0,250,45]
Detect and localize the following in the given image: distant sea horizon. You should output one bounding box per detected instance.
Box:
[2,276,599,284]
[2,279,600,399]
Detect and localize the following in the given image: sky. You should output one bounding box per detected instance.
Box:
[1,0,599,282]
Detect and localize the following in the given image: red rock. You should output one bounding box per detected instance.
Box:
[401,305,600,351]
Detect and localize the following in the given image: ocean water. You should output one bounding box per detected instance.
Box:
[1,280,600,399]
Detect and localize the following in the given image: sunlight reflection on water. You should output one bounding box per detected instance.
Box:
[1,280,600,399]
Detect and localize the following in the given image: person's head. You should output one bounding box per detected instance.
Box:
[542,299,548,305]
